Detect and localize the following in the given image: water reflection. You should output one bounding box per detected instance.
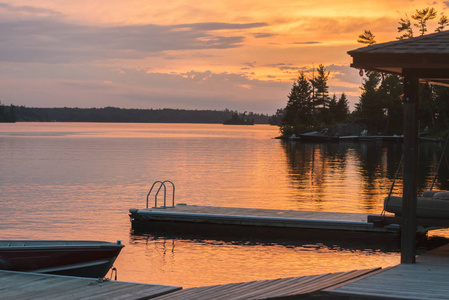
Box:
[281,140,449,214]
[124,139,449,287]
[130,229,401,253]
[3,123,449,287]
[128,231,401,288]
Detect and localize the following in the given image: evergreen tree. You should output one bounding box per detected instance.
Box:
[0,103,17,122]
[336,93,350,122]
[311,64,330,109]
[419,83,436,129]
[268,108,285,125]
[434,85,449,134]
[436,15,449,32]
[0,104,5,122]
[281,72,313,136]
[328,94,338,125]
[379,75,403,134]
[397,7,445,38]
[358,6,449,135]
[328,93,349,125]
[411,7,437,36]
[357,30,376,45]
[397,15,413,39]
[355,72,385,133]
[9,104,16,122]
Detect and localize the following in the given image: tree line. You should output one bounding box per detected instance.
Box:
[279,7,449,137]
[279,64,350,136]
[0,103,16,122]
[0,105,272,124]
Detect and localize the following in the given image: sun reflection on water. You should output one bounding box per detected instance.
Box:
[1,123,448,287]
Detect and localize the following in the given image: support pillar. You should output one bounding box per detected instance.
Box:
[401,72,419,264]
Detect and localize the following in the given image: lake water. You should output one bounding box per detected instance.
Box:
[1,122,448,288]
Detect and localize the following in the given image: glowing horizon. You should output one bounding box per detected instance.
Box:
[0,1,448,114]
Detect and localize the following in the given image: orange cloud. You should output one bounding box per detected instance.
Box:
[1,0,448,113]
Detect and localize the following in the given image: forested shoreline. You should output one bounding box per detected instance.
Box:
[0,105,273,124]
[278,7,449,138]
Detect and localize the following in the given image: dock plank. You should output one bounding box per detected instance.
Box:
[327,243,449,299]
[152,268,380,300]
[0,270,181,300]
[139,205,370,222]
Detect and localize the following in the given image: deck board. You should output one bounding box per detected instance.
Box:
[327,243,449,299]
[141,205,371,222]
[0,270,181,300]
[152,268,380,300]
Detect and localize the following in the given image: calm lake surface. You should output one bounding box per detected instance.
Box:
[1,122,449,287]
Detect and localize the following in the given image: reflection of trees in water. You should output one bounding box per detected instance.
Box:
[357,143,403,208]
[282,141,349,210]
[418,142,449,192]
[282,141,449,212]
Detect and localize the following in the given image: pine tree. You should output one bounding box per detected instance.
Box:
[281,72,313,135]
[9,104,16,122]
[358,7,448,135]
[355,72,385,133]
[328,94,338,124]
[336,93,350,122]
[436,15,449,32]
[311,64,330,109]
[357,30,376,45]
[411,7,437,36]
[379,75,403,134]
[397,15,413,39]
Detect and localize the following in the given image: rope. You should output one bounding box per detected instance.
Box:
[382,154,404,216]
[109,267,118,281]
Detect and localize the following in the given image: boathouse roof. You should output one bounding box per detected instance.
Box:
[348,30,449,86]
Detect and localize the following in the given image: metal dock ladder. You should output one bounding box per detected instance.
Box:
[146,180,175,209]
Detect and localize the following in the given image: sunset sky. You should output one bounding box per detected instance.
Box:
[1,1,448,114]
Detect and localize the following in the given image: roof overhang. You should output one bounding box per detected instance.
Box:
[348,30,449,86]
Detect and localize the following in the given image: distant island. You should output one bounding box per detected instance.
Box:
[0,105,275,124]
[223,111,255,125]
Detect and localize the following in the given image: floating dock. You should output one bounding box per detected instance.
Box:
[129,205,402,242]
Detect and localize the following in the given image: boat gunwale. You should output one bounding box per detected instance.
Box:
[0,240,124,250]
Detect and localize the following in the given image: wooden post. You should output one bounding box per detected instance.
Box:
[401,72,419,264]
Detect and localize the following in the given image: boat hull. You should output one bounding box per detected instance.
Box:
[0,240,124,278]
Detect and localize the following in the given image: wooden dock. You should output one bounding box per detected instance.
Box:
[0,270,181,300]
[326,243,449,299]
[152,268,382,300]
[129,205,401,241]
[151,242,449,299]
[5,242,449,299]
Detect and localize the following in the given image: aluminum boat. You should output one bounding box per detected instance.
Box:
[0,240,124,278]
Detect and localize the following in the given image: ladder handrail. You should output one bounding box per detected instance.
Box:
[160,180,174,207]
[146,180,175,209]
[146,181,163,209]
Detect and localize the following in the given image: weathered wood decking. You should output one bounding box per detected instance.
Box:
[326,243,449,299]
[0,270,181,300]
[5,242,449,299]
[152,268,382,300]
[129,205,400,241]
